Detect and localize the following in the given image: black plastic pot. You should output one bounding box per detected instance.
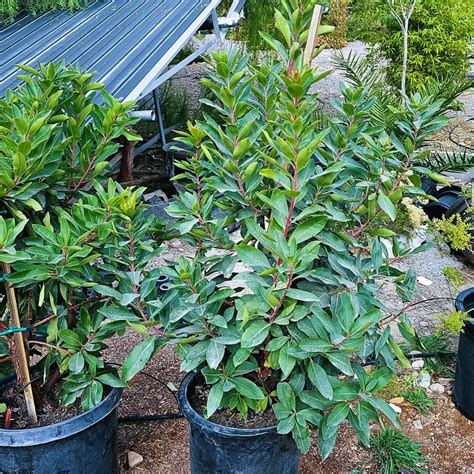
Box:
[454,288,474,420]
[179,372,300,474]
[0,388,122,473]
[445,196,470,219]
[423,186,461,220]
[421,177,438,198]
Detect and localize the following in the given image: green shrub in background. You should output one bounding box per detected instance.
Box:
[221,0,336,56]
[318,0,350,49]
[0,0,20,23]
[0,0,91,24]
[234,0,280,56]
[348,0,473,93]
[348,0,388,42]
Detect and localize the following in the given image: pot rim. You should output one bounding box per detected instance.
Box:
[0,387,122,446]
[179,371,278,438]
[455,287,474,333]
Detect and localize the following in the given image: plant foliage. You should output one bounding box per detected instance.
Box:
[0,0,92,23]
[0,64,165,411]
[347,0,474,93]
[158,0,449,456]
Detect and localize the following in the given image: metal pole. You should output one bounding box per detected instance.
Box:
[153,89,167,149]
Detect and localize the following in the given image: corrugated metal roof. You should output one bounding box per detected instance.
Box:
[0,0,220,101]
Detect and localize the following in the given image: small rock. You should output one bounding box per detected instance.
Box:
[389,403,402,414]
[419,321,430,327]
[429,383,445,394]
[413,420,423,430]
[389,397,405,405]
[417,276,433,286]
[438,377,453,385]
[128,451,144,468]
[416,370,431,389]
[411,359,424,370]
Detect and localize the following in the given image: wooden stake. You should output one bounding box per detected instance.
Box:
[304,5,323,66]
[118,139,136,183]
[2,262,37,424]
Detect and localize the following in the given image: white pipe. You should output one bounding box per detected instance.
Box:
[129,110,156,121]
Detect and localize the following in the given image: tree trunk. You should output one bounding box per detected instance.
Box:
[401,20,409,96]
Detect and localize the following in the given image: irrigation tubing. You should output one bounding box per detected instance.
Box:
[362,350,456,367]
[110,349,457,424]
[449,117,474,152]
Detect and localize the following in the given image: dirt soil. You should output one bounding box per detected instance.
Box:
[191,381,278,429]
[2,376,83,429]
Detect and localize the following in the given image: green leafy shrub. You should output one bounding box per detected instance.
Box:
[435,309,473,336]
[376,372,416,400]
[0,64,166,412]
[442,265,466,291]
[433,214,473,251]
[372,427,428,474]
[318,0,350,49]
[223,0,334,57]
[158,0,448,457]
[348,0,387,41]
[0,62,138,215]
[347,0,473,93]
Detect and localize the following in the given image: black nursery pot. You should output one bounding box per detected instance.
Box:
[454,288,474,420]
[0,388,122,473]
[179,372,301,474]
[421,177,438,198]
[423,186,461,220]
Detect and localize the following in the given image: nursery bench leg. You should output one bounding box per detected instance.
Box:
[119,139,136,183]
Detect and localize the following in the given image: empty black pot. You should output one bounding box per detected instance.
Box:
[424,186,461,220]
[454,288,474,420]
[179,372,301,474]
[0,388,122,473]
[421,177,438,198]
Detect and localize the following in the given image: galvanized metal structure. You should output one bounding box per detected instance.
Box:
[0,0,244,101]
[0,0,245,177]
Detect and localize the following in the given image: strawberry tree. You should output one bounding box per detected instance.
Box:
[159,0,448,456]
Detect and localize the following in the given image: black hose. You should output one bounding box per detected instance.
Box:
[362,350,456,367]
[449,117,474,151]
[106,361,182,424]
[118,413,183,423]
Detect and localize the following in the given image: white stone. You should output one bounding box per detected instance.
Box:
[413,420,423,430]
[417,276,433,286]
[389,403,402,414]
[411,359,424,370]
[416,371,431,389]
[429,383,445,394]
[438,377,453,385]
[128,451,144,468]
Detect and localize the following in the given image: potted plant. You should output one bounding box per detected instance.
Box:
[157,1,451,471]
[0,64,165,472]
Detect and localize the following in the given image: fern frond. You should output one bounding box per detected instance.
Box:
[416,149,474,173]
